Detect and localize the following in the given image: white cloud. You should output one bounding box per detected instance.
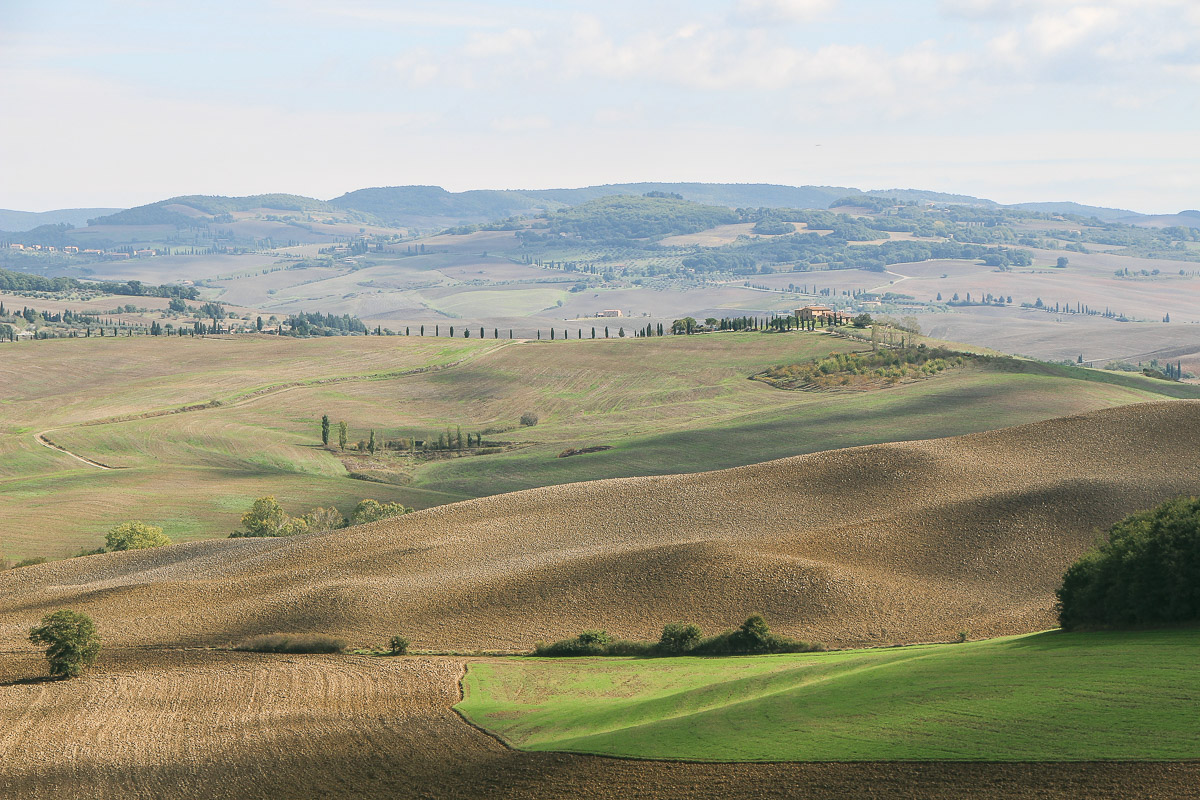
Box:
[463,27,538,58]
[736,0,838,23]
[491,115,552,133]
[272,0,502,28]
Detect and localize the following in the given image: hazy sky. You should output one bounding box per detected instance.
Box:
[2,0,1198,212]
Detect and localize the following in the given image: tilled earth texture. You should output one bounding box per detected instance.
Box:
[3,402,1199,653]
[0,650,1197,800]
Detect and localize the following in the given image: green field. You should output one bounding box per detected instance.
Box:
[457,629,1200,762]
[4,330,1199,558]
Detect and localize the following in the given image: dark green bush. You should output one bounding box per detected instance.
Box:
[659,622,702,654]
[691,616,824,656]
[388,635,410,655]
[534,617,824,658]
[234,633,346,654]
[29,609,101,678]
[534,630,612,656]
[1057,496,1200,630]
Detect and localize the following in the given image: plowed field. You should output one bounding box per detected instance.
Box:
[3,401,1199,654]
[1,650,1196,799]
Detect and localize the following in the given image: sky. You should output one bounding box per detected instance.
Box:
[1,0,1198,213]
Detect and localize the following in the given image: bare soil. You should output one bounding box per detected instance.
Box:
[3,401,1200,656]
[0,650,1194,800]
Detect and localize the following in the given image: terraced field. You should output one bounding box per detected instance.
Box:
[5,332,1197,558]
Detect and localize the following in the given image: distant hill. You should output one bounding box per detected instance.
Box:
[867,188,995,207]
[1118,209,1200,230]
[522,183,857,210]
[1010,201,1143,222]
[328,183,859,227]
[10,184,1188,241]
[88,194,339,226]
[328,186,544,226]
[0,208,119,232]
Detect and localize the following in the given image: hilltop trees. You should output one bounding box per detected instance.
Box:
[236,496,305,537]
[1057,496,1200,629]
[228,496,408,537]
[350,499,411,525]
[29,610,101,678]
[105,521,171,551]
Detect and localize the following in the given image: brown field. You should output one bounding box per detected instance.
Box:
[4,401,1200,797]
[2,650,1194,800]
[918,305,1200,368]
[3,401,1199,654]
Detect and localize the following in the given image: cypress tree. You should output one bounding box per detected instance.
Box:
[368,430,376,454]
[338,421,348,450]
[321,415,330,446]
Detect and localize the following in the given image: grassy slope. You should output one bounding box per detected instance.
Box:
[458,629,1200,762]
[5,332,1199,557]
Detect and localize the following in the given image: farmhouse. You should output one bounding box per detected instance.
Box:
[796,305,833,322]
[597,309,623,317]
[796,305,853,326]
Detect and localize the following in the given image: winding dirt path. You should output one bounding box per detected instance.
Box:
[868,269,913,294]
[35,432,116,470]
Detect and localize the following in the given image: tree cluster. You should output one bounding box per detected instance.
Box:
[1057,496,1200,629]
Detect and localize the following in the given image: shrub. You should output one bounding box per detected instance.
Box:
[29,609,101,678]
[230,496,312,538]
[519,411,538,427]
[691,616,824,656]
[350,499,411,526]
[534,630,613,657]
[658,622,702,654]
[1057,496,1200,630]
[388,635,410,655]
[234,633,346,654]
[535,618,824,658]
[301,506,345,534]
[105,521,171,551]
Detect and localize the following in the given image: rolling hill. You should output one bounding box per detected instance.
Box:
[2,400,1198,653]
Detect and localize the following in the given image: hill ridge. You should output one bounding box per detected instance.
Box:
[3,400,1198,652]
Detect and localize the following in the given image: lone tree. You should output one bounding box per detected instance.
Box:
[29,610,101,678]
[105,521,170,551]
[338,421,348,450]
[321,414,330,446]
